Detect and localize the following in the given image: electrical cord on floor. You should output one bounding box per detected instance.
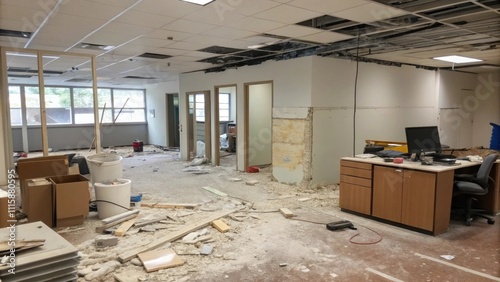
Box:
[89,200,132,211]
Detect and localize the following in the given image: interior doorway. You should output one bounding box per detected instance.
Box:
[244,81,273,169]
[186,91,211,161]
[214,85,237,167]
[166,93,180,148]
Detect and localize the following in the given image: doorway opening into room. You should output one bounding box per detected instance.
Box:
[244,81,273,170]
[214,85,237,167]
[186,91,211,161]
[166,93,180,148]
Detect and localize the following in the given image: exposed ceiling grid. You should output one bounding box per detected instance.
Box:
[0,0,498,86]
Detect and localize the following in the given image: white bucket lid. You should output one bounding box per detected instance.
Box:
[87,153,122,165]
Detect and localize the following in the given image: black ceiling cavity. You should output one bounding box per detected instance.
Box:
[234,49,274,58]
[198,46,244,54]
[137,53,172,59]
[297,15,355,30]
[123,75,157,79]
[0,28,32,38]
[258,40,316,52]
[198,55,246,65]
[7,67,64,75]
[78,42,112,50]
[8,74,33,78]
[65,78,92,83]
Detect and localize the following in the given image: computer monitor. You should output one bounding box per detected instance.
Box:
[405,126,442,155]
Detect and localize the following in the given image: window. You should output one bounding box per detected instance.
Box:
[9,86,21,126]
[44,87,71,124]
[195,94,205,122]
[112,89,146,123]
[9,86,146,126]
[219,93,230,122]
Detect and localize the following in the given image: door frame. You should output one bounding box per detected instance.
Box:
[185,90,211,161]
[243,80,273,170]
[214,84,237,166]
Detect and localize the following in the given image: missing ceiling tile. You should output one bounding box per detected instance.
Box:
[137,53,172,59]
[198,46,244,54]
[0,28,32,38]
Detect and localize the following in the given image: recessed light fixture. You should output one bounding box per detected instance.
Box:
[181,0,214,5]
[433,55,482,64]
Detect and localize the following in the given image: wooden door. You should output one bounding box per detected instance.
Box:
[372,165,403,222]
[401,170,436,231]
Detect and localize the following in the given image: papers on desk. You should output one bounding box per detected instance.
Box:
[355,153,377,159]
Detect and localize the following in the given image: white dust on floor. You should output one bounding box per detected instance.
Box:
[49,146,341,281]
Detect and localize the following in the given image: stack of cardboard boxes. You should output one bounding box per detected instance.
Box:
[16,155,90,228]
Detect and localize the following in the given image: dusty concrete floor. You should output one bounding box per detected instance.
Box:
[17,146,500,281]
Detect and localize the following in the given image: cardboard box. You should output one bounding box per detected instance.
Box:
[68,164,80,175]
[0,190,10,228]
[17,155,69,211]
[50,175,90,228]
[25,178,53,227]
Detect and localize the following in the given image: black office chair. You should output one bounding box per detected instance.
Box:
[453,153,498,226]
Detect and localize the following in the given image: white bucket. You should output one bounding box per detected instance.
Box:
[94,179,131,219]
[87,153,123,185]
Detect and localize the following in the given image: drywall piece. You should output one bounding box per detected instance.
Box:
[101,210,140,224]
[211,219,230,233]
[200,244,213,255]
[118,209,238,262]
[114,219,137,236]
[134,217,167,228]
[138,249,184,272]
[84,260,120,281]
[182,232,200,242]
[245,180,259,186]
[279,208,294,218]
[202,186,228,197]
[95,235,118,248]
[228,178,242,182]
[96,214,138,233]
[298,198,311,202]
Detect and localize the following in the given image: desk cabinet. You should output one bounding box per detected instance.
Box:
[372,166,435,231]
[339,160,373,215]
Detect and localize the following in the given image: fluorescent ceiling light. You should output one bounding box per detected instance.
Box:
[7,52,59,59]
[433,55,482,64]
[181,0,214,5]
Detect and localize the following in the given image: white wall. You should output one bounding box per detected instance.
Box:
[311,57,438,185]
[145,79,179,146]
[248,83,272,166]
[473,72,500,148]
[179,57,314,170]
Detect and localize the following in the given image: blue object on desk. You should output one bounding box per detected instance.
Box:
[490,122,500,150]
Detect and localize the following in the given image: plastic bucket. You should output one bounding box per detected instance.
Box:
[87,153,123,185]
[94,179,131,219]
[490,123,500,150]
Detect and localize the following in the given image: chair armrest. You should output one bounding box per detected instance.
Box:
[454,174,476,182]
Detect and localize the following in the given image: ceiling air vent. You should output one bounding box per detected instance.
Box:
[137,53,172,59]
[78,42,114,50]
[123,76,157,79]
[65,78,92,83]
[0,28,32,38]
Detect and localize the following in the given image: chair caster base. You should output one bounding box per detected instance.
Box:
[487,219,495,225]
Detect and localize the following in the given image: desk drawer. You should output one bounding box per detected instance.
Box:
[340,166,372,179]
[340,183,371,215]
[340,174,372,187]
[341,160,372,170]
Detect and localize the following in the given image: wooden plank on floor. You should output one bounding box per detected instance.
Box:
[96,214,138,233]
[211,219,230,233]
[114,219,137,236]
[202,186,227,197]
[118,209,238,262]
[279,208,294,218]
[101,210,139,224]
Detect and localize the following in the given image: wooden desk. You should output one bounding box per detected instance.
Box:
[339,157,499,235]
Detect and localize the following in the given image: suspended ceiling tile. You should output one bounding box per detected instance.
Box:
[162,19,218,34]
[183,6,247,26]
[253,5,323,24]
[182,34,232,47]
[231,17,286,33]
[128,37,172,48]
[146,29,195,41]
[167,41,208,51]
[84,31,144,46]
[288,0,370,14]
[98,21,154,36]
[44,14,107,31]
[135,0,200,18]
[299,31,353,44]
[57,0,129,20]
[267,25,322,38]
[0,0,58,9]
[331,2,408,24]
[204,27,258,40]
[223,39,261,49]
[168,55,206,62]
[0,19,29,32]
[87,0,139,8]
[182,50,220,59]
[150,47,190,57]
[115,10,177,29]
[225,0,281,16]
